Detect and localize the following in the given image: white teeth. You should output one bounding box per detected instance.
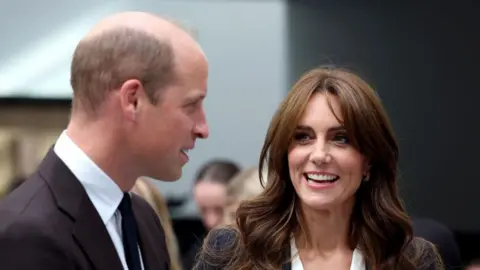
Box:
[181,149,190,155]
[306,174,338,181]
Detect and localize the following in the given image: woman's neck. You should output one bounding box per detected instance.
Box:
[295,201,354,254]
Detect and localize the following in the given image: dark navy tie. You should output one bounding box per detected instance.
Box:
[118,193,142,270]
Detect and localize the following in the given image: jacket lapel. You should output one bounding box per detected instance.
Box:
[135,214,158,269]
[72,198,124,270]
[133,197,168,270]
[40,149,123,270]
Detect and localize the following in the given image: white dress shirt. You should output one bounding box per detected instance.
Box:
[291,237,366,270]
[54,131,144,270]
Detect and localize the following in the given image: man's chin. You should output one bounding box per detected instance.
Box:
[149,170,182,182]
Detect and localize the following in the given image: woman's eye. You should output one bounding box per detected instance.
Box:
[294,132,311,144]
[332,133,349,145]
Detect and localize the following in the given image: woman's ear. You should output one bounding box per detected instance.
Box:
[363,159,372,181]
[362,157,371,173]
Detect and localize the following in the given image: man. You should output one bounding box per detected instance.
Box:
[0,11,209,270]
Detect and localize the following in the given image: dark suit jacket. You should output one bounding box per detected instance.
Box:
[194,228,444,270]
[0,149,170,270]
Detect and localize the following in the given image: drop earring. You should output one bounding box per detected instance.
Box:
[363,172,370,182]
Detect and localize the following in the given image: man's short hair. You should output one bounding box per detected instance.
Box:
[70,27,175,113]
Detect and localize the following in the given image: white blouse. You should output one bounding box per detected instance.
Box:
[290,238,366,270]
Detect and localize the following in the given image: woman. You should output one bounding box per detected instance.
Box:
[223,167,267,225]
[195,67,443,269]
[193,159,241,231]
[184,159,240,269]
[131,178,183,270]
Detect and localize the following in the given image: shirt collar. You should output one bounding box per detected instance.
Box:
[290,237,366,270]
[54,130,124,224]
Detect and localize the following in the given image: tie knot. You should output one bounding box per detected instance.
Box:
[118,192,132,215]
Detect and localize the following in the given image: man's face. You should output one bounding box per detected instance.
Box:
[133,50,209,181]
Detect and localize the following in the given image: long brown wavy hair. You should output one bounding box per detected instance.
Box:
[197,67,441,270]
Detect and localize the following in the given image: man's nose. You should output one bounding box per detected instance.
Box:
[194,112,209,139]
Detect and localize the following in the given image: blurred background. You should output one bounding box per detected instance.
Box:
[0,0,478,268]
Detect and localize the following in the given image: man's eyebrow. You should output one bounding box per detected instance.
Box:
[186,91,206,102]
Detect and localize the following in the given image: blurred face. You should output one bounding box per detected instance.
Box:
[288,92,369,211]
[193,181,228,230]
[126,46,209,181]
[467,265,480,270]
[223,199,240,225]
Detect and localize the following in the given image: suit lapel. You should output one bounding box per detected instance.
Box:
[72,198,124,270]
[135,214,158,270]
[133,198,166,270]
[40,149,123,270]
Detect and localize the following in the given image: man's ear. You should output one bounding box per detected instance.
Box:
[119,79,143,121]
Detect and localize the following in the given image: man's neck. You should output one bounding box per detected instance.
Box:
[66,121,138,192]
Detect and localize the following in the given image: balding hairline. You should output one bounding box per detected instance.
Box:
[82,24,172,46]
[162,17,199,39]
[70,26,176,115]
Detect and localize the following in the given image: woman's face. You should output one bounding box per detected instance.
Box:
[193,181,228,230]
[288,92,369,211]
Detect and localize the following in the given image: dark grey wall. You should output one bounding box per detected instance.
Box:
[288,1,480,231]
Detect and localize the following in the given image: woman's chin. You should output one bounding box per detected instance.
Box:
[300,196,337,211]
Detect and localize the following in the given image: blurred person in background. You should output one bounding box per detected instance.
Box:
[193,159,240,231]
[0,11,209,270]
[0,176,25,199]
[223,167,266,225]
[466,259,480,270]
[413,218,462,269]
[183,159,239,269]
[195,67,443,269]
[132,177,183,270]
